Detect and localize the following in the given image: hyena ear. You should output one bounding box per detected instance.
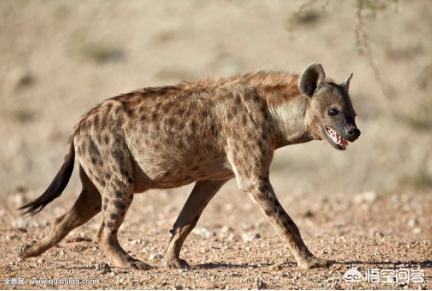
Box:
[298,63,326,97]
[342,73,353,91]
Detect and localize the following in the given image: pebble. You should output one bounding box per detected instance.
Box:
[407,218,418,228]
[254,278,267,289]
[149,253,163,261]
[220,225,232,233]
[242,232,261,242]
[11,217,28,229]
[5,233,18,241]
[227,233,237,242]
[303,210,315,218]
[13,193,27,207]
[353,191,377,204]
[192,226,212,238]
[130,239,141,245]
[96,262,111,274]
[239,223,253,230]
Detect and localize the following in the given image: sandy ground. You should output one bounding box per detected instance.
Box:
[0,0,431,289]
[1,185,431,289]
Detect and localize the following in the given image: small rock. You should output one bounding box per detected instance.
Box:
[37,258,44,264]
[5,233,18,241]
[227,233,237,241]
[192,226,212,238]
[149,253,163,261]
[239,223,253,230]
[255,278,267,290]
[354,191,377,204]
[13,192,27,207]
[220,225,232,233]
[130,239,141,245]
[407,218,418,228]
[254,220,266,228]
[413,227,421,234]
[303,210,314,218]
[242,232,261,242]
[175,285,183,290]
[11,217,28,229]
[96,262,111,274]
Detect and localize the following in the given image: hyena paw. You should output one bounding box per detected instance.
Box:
[18,240,37,258]
[298,256,333,270]
[126,258,152,270]
[162,257,190,269]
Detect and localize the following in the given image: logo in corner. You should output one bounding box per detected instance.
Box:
[344,266,362,282]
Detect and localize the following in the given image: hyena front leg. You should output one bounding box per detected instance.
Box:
[227,142,331,269]
[243,177,331,269]
[19,167,101,258]
[163,179,228,268]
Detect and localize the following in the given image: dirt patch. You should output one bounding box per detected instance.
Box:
[1,188,430,289]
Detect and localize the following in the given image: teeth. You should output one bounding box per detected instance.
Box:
[326,127,348,148]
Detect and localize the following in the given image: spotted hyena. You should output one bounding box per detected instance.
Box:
[19,63,360,270]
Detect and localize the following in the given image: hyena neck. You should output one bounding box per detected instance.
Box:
[268,94,313,148]
[249,73,314,148]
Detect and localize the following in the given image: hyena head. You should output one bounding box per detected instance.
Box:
[299,63,360,150]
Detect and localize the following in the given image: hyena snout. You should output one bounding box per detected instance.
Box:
[345,124,361,142]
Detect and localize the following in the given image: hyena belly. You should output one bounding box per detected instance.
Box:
[122,97,234,190]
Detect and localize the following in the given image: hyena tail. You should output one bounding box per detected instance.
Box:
[19,141,75,215]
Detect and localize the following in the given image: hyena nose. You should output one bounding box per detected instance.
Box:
[347,128,361,140]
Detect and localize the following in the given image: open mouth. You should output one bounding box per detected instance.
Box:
[325,126,349,150]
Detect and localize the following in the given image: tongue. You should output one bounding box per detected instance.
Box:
[340,139,349,147]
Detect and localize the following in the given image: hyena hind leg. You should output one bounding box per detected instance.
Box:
[19,167,101,258]
[97,181,150,270]
[163,179,228,269]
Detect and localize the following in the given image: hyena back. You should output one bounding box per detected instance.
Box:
[19,63,360,270]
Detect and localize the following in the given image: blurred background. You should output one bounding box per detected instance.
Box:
[0,2,431,288]
[0,0,431,197]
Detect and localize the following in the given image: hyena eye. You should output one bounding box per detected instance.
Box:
[328,107,339,116]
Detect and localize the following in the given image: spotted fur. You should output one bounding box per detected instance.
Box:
[19,63,359,270]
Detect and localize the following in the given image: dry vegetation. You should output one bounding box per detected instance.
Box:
[0,0,431,289]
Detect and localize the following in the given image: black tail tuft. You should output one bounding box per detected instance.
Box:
[19,142,75,215]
